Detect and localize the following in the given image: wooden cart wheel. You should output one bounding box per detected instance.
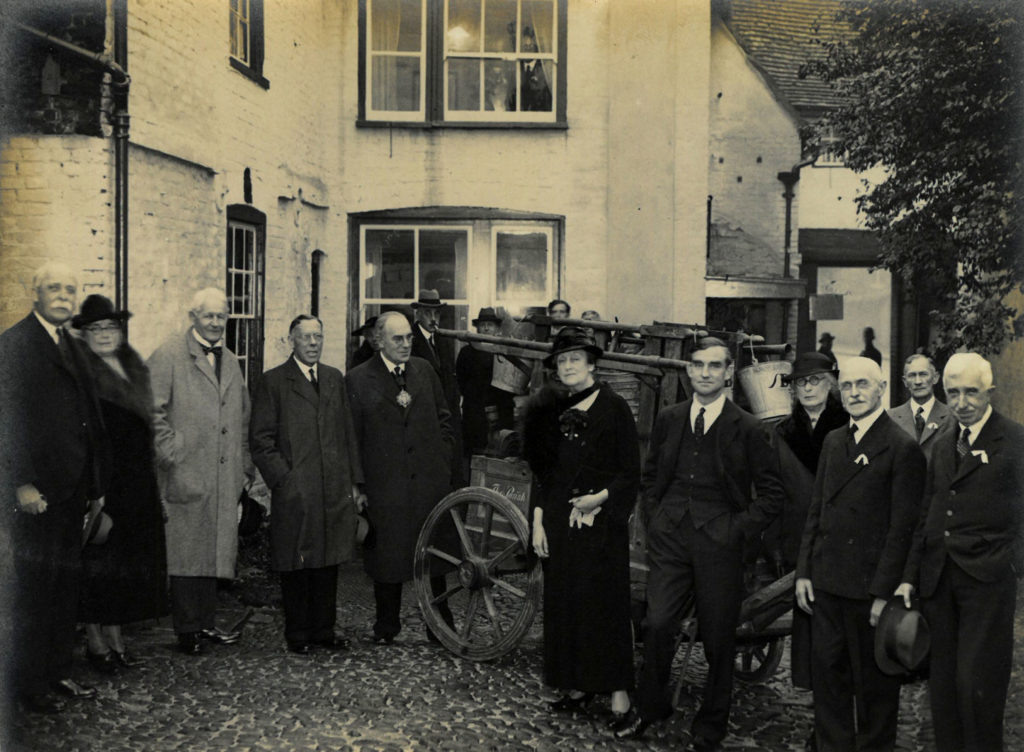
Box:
[414,486,541,661]
[734,637,784,683]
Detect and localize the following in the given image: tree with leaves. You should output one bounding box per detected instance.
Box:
[801,0,1023,357]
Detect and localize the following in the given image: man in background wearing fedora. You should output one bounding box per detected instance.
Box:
[616,337,785,751]
[455,307,514,460]
[896,353,1024,752]
[888,353,953,465]
[817,332,837,368]
[410,290,463,484]
[250,315,364,655]
[0,262,111,714]
[796,357,926,751]
[348,315,378,371]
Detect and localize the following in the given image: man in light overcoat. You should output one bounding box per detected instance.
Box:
[250,315,364,654]
[896,353,1024,752]
[148,288,252,655]
[888,353,953,465]
[346,311,456,645]
[796,357,926,751]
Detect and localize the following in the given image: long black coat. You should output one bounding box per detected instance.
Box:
[346,355,454,583]
[250,358,363,572]
[797,412,926,600]
[412,326,463,483]
[79,344,168,624]
[523,385,640,692]
[455,343,514,454]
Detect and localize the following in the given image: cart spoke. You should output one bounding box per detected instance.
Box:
[430,582,464,606]
[449,507,476,557]
[491,576,526,599]
[478,504,495,558]
[460,591,481,642]
[481,589,504,638]
[486,541,522,570]
[425,546,462,567]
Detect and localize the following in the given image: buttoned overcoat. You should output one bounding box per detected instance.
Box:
[250,358,363,572]
[148,329,250,579]
[346,354,453,583]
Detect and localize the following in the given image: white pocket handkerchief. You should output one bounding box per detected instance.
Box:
[569,506,601,529]
[855,454,869,466]
[926,422,939,430]
[971,449,989,464]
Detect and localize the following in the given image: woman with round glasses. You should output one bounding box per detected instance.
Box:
[73,295,168,673]
[772,352,848,699]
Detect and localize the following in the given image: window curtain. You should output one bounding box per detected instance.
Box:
[371,1,403,110]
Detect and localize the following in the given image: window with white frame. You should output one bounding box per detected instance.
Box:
[355,214,560,342]
[360,0,566,126]
[229,0,267,88]
[226,206,266,387]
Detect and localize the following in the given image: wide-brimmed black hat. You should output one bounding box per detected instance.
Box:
[411,289,444,309]
[544,326,603,367]
[818,332,835,344]
[472,307,502,326]
[874,596,930,675]
[787,352,837,382]
[71,294,131,329]
[351,316,378,337]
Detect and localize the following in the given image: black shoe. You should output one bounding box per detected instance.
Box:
[177,632,204,655]
[689,736,721,752]
[20,692,60,714]
[112,650,144,669]
[52,679,96,699]
[371,632,395,645]
[86,649,119,675]
[313,636,350,652]
[612,708,651,740]
[200,627,240,645]
[549,692,595,713]
[287,642,313,655]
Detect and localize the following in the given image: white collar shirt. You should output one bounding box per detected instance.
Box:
[192,328,223,370]
[380,352,404,377]
[293,356,317,382]
[959,405,992,446]
[910,396,936,423]
[691,392,727,433]
[33,310,61,345]
[850,405,885,444]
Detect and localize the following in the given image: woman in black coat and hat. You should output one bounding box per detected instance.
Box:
[522,327,640,722]
[73,295,168,672]
[771,352,847,695]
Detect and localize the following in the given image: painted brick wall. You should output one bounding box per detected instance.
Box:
[0,135,113,328]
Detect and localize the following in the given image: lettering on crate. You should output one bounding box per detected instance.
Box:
[490,483,527,505]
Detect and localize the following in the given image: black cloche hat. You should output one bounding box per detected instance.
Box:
[71,294,131,329]
[544,326,603,368]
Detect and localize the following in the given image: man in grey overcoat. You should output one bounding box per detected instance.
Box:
[250,315,364,654]
[346,311,456,644]
[148,288,252,655]
[888,353,953,465]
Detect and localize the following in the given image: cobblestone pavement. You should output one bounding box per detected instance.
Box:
[5,558,1023,752]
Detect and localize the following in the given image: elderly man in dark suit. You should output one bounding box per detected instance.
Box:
[0,262,110,713]
[410,290,463,484]
[148,288,252,655]
[250,315,364,655]
[346,311,456,645]
[896,353,1024,752]
[796,356,926,752]
[615,337,785,751]
[888,353,953,465]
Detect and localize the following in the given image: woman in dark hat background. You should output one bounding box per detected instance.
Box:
[522,327,640,722]
[73,295,168,672]
[769,352,848,713]
[455,307,514,459]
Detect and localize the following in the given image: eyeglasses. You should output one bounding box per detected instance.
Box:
[794,375,825,387]
[84,323,121,334]
[294,333,324,343]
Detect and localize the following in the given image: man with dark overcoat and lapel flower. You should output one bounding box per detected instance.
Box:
[896,353,1024,752]
[250,315,364,654]
[346,311,456,645]
[796,356,926,751]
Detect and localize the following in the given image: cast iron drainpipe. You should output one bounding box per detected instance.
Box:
[777,157,817,278]
[12,18,131,316]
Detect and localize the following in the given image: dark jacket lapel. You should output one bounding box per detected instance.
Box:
[825,412,892,500]
[285,358,319,407]
[951,412,1004,484]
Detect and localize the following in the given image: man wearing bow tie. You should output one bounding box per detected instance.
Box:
[250,315,364,654]
[896,353,1024,752]
[147,288,252,655]
[346,311,456,645]
[888,354,953,464]
[796,357,926,751]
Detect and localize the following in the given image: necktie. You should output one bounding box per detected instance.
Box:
[393,366,405,390]
[308,367,318,392]
[201,343,222,381]
[956,427,970,462]
[694,407,706,440]
[914,407,925,439]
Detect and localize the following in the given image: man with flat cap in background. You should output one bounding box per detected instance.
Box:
[896,353,1024,752]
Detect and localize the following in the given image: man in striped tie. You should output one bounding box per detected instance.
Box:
[896,353,1024,752]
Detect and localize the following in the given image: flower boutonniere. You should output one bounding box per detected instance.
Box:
[926,422,939,430]
[854,454,870,466]
[970,449,989,464]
